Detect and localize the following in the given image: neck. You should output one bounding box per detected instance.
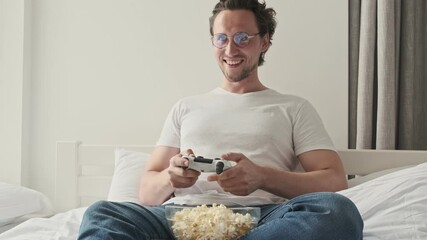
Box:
[221,77,267,94]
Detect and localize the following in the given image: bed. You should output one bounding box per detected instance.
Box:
[0,141,426,239]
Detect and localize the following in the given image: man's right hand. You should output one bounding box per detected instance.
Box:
[167,149,201,188]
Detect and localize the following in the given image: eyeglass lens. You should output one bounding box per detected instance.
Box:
[213,32,251,48]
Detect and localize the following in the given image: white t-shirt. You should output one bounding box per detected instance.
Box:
[158,87,335,206]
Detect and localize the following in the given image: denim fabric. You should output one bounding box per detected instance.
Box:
[243,192,363,240]
[78,192,363,240]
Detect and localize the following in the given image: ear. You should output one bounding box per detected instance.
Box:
[261,34,270,52]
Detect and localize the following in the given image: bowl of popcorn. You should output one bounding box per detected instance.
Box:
[165,204,260,240]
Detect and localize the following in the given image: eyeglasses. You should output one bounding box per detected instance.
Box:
[211,32,260,49]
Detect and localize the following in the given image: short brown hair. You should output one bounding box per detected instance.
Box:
[209,0,277,66]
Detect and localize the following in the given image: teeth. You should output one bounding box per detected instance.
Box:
[225,60,242,65]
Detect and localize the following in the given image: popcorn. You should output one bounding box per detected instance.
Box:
[170,204,256,240]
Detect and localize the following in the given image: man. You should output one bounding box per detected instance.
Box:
[79,0,363,239]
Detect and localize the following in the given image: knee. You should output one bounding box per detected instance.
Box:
[86,200,110,211]
[324,193,360,216]
[317,192,361,216]
[83,200,113,218]
[321,192,364,237]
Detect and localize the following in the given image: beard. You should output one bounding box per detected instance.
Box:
[221,61,258,82]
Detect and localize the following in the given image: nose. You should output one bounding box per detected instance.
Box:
[224,39,239,56]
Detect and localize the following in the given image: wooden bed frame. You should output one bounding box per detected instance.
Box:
[54,141,427,213]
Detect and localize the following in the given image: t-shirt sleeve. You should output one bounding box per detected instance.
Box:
[293,100,336,156]
[156,101,182,148]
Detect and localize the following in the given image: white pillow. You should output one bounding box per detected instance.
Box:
[0,182,53,227]
[339,162,427,239]
[107,148,150,203]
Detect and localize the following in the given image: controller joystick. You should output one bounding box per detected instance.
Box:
[215,161,225,174]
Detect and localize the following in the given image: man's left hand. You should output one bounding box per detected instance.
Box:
[207,152,264,196]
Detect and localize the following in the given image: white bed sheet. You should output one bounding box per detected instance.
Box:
[0,223,19,235]
[0,207,86,240]
[1,163,426,240]
[0,212,54,235]
[339,162,427,240]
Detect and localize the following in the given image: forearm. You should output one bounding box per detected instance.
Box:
[259,166,348,199]
[139,169,175,206]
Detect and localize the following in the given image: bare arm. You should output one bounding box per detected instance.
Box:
[260,150,348,198]
[208,149,347,199]
[139,146,201,206]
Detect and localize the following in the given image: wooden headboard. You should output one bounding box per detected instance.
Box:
[54,141,427,212]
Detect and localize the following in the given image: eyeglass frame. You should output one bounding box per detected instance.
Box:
[211,32,260,49]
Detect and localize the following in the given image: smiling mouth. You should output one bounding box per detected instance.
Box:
[224,59,243,66]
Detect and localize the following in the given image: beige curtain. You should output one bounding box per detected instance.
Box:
[349,0,427,150]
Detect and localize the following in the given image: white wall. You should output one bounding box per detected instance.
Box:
[0,0,348,201]
[0,0,31,186]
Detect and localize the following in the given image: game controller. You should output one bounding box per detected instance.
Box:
[182,156,234,174]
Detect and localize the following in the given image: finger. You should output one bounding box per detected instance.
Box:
[170,176,197,188]
[221,152,245,162]
[217,168,234,179]
[207,174,219,182]
[220,181,249,196]
[182,169,201,177]
[171,155,189,168]
[169,166,199,177]
[169,170,199,186]
[217,175,239,188]
[182,149,195,156]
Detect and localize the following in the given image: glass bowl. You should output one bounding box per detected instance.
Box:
[165,204,260,240]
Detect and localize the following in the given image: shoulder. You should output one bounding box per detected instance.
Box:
[263,89,304,101]
[265,89,313,110]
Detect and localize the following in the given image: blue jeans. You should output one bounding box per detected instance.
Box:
[78,192,363,240]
